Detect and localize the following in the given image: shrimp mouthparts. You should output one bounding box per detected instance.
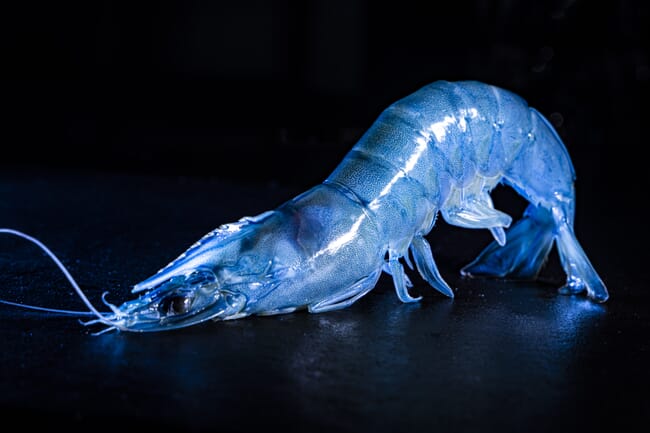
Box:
[0,229,245,334]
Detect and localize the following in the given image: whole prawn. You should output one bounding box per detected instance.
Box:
[1,80,609,333]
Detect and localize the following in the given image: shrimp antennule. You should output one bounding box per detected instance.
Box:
[0,228,124,332]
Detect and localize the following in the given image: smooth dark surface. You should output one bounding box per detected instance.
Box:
[0,168,648,432]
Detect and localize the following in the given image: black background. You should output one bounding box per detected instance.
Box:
[4,0,647,189]
[2,1,649,432]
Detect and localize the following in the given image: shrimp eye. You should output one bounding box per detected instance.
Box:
[160,295,193,316]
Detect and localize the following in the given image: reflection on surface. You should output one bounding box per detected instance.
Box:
[283,280,606,431]
[3,277,608,432]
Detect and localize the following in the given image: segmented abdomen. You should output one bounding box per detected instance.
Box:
[325,80,534,242]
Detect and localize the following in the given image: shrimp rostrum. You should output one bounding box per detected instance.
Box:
[2,80,609,332]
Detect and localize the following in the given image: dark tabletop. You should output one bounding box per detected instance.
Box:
[0,167,647,433]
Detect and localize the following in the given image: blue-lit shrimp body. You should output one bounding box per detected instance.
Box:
[97,80,608,332]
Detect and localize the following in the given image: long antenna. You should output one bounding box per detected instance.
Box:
[0,228,114,322]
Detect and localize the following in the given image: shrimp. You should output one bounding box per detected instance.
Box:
[1,80,609,333]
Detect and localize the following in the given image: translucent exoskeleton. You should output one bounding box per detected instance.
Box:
[1,80,608,333]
